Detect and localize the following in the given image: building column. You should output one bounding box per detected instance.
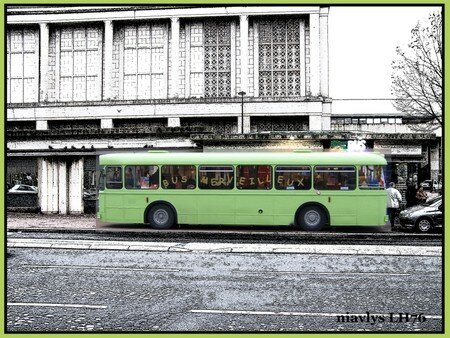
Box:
[39,23,49,102]
[51,159,59,213]
[58,160,68,215]
[170,17,180,98]
[321,101,331,131]
[299,19,306,97]
[237,116,251,134]
[36,120,48,130]
[104,20,114,100]
[38,158,48,213]
[309,113,322,131]
[309,13,320,96]
[430,141,440,182]
[168,117,180,127]
[69,158,84,214]
[101,118,113,129]
[319,7,329,97]
[239,15,249,95]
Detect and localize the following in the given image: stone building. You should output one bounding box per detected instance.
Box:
[6,5,441,213]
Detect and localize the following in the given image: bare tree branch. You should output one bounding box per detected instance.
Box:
[391,11,442,132]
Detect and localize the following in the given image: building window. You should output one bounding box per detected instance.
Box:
[122,23,167,100]
[58,26,102,102]
[7,28,39,103]
[204,21,231,98]
[259,18,301,97]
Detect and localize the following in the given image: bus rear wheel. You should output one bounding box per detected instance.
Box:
[147,204,175,229]
[297,206,326,231]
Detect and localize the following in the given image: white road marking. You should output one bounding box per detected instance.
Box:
[237,270,414,277]
[7,238,441,257]
[8,302,107,309]
[23,264,180,272]
[190,309,442,320]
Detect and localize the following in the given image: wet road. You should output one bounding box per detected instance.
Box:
[6,232,442,332]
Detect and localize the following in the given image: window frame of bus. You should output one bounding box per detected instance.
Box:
[313,166,356,191]
[236,165,272,190]
[358,165,385,190]
[198,165,234,190]
[98,166,105,191]
[275,165,312,190]
[161,165,196,189]
[105,166,123,189]
[124,165,160,190]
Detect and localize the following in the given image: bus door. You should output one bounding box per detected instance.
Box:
[235,165,274,225]
[197,166,236,225]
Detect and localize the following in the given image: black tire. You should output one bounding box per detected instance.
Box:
[147,204,175,229]
[415,217,433,233]
[297,206,326,231]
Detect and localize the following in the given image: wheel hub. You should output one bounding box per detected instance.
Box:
[153,209,169,225]
[305,210,320,226]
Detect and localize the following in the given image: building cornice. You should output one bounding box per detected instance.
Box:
[7,6,322,24]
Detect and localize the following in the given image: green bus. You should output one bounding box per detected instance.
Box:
[97,151,387,231]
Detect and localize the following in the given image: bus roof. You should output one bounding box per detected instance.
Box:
[99,151,387,166]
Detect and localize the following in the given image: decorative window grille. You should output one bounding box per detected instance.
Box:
[6,28,39,103]
[122,23,167,100]
[203,20,231,98]
[258,18,301,97]
[58,26,102,102]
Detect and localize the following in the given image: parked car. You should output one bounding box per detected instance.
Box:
[398,196,442,233]
[8,184,38,194]
[421,179,441,192]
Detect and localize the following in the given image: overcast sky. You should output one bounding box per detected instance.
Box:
[329,6,441,100]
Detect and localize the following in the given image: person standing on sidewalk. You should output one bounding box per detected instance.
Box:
[386,182,402,230]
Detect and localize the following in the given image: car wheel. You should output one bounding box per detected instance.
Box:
[298,206,326,231]
[416,218,433,233]
[147,204,175,229]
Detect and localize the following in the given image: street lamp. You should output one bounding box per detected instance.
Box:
[238,91,246,134]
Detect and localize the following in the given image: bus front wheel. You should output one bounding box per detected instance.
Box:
[297,206,326,231]
[147,204,175,229]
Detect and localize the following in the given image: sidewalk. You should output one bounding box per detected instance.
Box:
[7,212,96,230]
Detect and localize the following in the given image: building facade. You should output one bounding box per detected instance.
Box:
[6,6,441,214]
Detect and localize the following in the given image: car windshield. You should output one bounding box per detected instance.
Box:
[422,196,441,206]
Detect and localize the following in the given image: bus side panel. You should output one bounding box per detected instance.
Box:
[326,194,357,226]
[162,193,198,225]
[235,193,274,225]
[356,193,386,226]
[273,193,358,226]
[121,192,151,223]
[197,193,235,225]
[104,193,125,222]
[273,193,312,225]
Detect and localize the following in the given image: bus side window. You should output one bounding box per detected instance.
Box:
[236,165,272,190]
[358,165,385,189]
[275,166,311,190]
[106,166,123,189]
[161,165,196,189]
[314,166,356,190]
[125,165,159,189]
[198,166,234,189]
